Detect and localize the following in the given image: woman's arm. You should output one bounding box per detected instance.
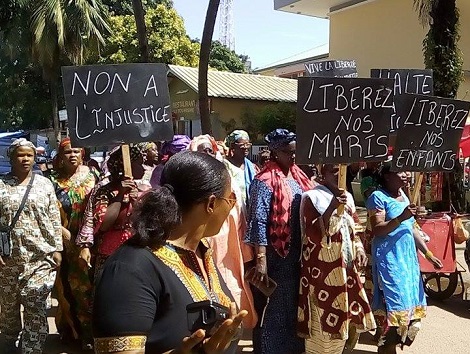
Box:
[245,180,272,285]
[100,179,136,232]
[412,226,443,269]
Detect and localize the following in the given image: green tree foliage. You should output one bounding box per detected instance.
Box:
[414,0,466,211]
[209,41,246,73]
[414,0,464,98]
[1,0,110,137]
[102,0,172,15]
[93,5,199,66]
[240,102,296,142]
[0,51,52,130]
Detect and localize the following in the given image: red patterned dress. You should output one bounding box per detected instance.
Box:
[297,185,376,354]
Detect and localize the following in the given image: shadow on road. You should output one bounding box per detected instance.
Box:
[427,296,470,320]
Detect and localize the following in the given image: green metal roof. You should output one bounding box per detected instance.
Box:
[168,65,297,102]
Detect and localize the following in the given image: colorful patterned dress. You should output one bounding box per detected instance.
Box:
[49,166,99,343]
[297,186,375,354]
[0,173,62,353]
[366,189,426,348]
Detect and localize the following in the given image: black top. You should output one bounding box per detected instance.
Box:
[93,244,236,353]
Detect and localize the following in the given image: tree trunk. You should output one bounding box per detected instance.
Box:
[199,0,220,135]
[50,80,60,142]
[132,0,149,62]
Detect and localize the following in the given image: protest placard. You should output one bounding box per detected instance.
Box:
[371,69,433,132]
[62,63,173,147]
[305,59,357,78]
[296,77,395,165]
[392,94,470,172]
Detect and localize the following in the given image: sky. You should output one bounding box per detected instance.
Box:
[172,0,330,69]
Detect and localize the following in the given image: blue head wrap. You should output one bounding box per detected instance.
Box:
[265,129,296,150]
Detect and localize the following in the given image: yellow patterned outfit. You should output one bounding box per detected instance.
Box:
[0,174,62,354]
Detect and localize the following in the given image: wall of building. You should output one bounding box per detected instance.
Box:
[211,98,277,140]
[169,77,292,139]
[329,0,470,100]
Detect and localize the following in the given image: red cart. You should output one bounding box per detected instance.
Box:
[417,213,466,300]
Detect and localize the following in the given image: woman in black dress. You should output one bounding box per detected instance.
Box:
[93,151,247,353]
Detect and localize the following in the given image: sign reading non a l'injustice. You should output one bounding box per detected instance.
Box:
[371,69,433,132]
[304,59,357,78]
[296,77,395,164]
[62,63,173,147]
[392,94,470,172]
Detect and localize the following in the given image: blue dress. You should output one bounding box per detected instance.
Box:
[366,190,426,329]
[245,178,305,354]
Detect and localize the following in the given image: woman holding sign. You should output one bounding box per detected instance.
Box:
[366,163,427,354]
[297,164,376,354]
[245,129,313,354]
[77,145,149,278]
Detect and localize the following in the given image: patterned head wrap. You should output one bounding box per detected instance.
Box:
[224,130,250,147]
[105,145,146,177]
[7,138,36,159]
[59,137,72,150]
[130,143,148,161]
[134,142,154,152]
[160,135,191,156]
[189,135,218,153]
[265,129,296,150]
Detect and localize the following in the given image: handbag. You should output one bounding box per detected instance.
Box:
[453,217,470,244]
[0,174,35,257]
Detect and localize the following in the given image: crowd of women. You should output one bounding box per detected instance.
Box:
[0,129,443,354]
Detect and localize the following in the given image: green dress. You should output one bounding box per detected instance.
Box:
[49,166,99,344]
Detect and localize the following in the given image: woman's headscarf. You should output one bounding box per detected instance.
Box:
[53,137,83,170]
[189,135,218,153]
[7,138,36,159]
[265,129,296,150]
[224,130,250,147]
[256,129,313,257]
[103,145,146,178]
[160,135,191,156]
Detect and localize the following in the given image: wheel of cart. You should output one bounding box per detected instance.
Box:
[421,271,460,301]
[417,212,467,301]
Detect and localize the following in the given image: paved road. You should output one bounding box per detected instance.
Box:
[44,211,470,354]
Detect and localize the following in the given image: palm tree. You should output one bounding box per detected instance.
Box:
[16,0,110,140]
[413,0,463,99]
[414,0,466,211]
[199,0,220,134]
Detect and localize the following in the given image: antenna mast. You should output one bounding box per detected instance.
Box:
[219,0,235,50]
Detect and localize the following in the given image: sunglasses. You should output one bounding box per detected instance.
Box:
[218,192,237,209]
[234,143,252,149]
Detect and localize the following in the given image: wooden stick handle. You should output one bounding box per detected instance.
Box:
[412,172,424,206]
[337,165,347,215]
[121,144,132,178]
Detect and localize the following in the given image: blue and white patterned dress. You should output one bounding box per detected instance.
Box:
[245,178,305,354]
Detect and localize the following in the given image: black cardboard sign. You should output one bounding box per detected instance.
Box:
[305,59,357,78]
[296,77,394,164]
[392,94,470,172]
[371,69,433,132]
[62,63,173,147]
